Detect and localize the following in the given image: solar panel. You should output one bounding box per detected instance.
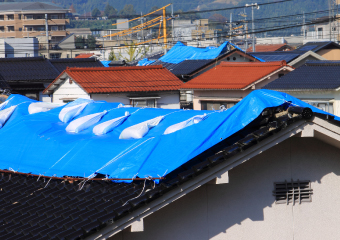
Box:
[298,45,318,51]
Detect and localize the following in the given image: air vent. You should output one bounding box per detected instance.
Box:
[273,180,312,204]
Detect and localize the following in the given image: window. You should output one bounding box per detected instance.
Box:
[201,101,236,110]
[131,98,156,108]
[35,15,44,19]
[51,14,59,19]
[317,27,323,39]
[0,15,4,21]
[51,26,58,31]
[7,15,14,20]
[19,28,22,32]
[305,100,333,114]
[7,26,14,32]
[26,15,33,20]
[273,180,312,204]
[18,14,21,20]
[0,26,4,32]
[49,53,61,59]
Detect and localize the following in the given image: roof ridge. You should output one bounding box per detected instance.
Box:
[66,65,164,72]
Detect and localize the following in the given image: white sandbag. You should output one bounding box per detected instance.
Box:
[93,111,130,136]
[59,99,93,123]
[0,105,17,128]
[119,116,164,140]
[0,100,9,111]
[28,102,63,114]
[164,114,207,135]
[66,110,108,133]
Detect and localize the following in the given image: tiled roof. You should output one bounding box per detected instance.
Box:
[49,58,104,73]
[250,51,301,62]
[0,104,328,240]
[44,65,183,94]
[75,53,94,59]
[0,57,59,83]
[264,60,340,90]
[295,41,340,52]
[0,74,10,90]
[181,61,291,90]
[246,43,292,52]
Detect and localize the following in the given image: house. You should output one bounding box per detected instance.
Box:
[264,60,340,116]
[246,43,293,52]
[43,66,183,108]
[304,16,338,43]
[181,61,294,110]
[295,41,340,60]
[0,38,39,58]
[0,90,340,240]
[0,57,105,101]
[0,2,69,44]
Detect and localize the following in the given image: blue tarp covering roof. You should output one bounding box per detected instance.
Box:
[0,90,334,181]
[137,41,265,66]
[158,41,229,64]
[101,61,111,67]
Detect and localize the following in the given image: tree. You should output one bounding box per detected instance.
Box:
[118,4,136,17]
[91,8,101,17]
[86,35,96,49]
[108,48,118,61]
[75,36,85,49]
[104,4,117,18]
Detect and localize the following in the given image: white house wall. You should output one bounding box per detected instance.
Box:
[51,78,90,103]
[92,92,180,109]
[108,136,340,240]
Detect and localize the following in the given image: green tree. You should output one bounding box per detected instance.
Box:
[86,35,96,49]
[75,36,85,49]
[104,4,117,18]
[91,8,101,17]
[108,48,118,61]
[119,4,136,17]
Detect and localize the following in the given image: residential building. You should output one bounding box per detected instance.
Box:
[295,41,340,60]
[246,43,293,52]
[264,60,340,116]
[304,16,338,43]
[43,66,183,108]
[0,57,104,101]
[181,61,294,110]
[1,90,340,240]
[0,2,69,45]
[0,38,38,58]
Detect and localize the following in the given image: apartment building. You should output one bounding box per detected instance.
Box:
[0,2,69,45]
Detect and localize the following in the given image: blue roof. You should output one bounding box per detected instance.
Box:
[0,90,333,181]
[295,41,340,52]
[264,60,340,90]
[101,60,111,67]
[251,52,301,62]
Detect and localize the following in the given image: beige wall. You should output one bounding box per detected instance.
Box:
[109,136,340,240]
[192,70,288,110]
[317,49,340,60]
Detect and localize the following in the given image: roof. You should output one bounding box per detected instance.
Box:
[181,61,292,90]
[246,43,293,52]
[295,41,340,52]
[0,57,59,82]
[44,65,183,94]
[250,51,302,62]
[57,33,74,45]
[0,74,10,90]
[0,2,67,11]
[0,89,335,239]
[75,53,94,59]
[288,50,327,67]
[49,58,104,73]
[264,60,340,90]
[129,51,164,66]
[150,49,259,78]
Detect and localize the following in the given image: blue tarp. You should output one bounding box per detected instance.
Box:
[137,58,156,66]
[157,41,229,64]
[101,61,111,67]
[0,90,335,181]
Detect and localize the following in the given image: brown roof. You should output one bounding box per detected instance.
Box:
[247,44,293,52]
[44,65,183,94]
[75,53,94,58]
[181,61,292,90]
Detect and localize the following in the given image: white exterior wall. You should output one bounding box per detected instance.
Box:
[0,39,4,58]
[278,90,340,117]
[192,70,287,110]
[93,91,180,109]
[51,78,90,103]
[109,137,340,240]
[4,38,39,57]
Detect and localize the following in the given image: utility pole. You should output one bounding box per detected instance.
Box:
[171,4,174,46]
[45,14,49,58]
[229,13,232,42]
[246,3,259,52]
[141,12,145,55]
[329,0,332,41]
[303,12,306,39]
